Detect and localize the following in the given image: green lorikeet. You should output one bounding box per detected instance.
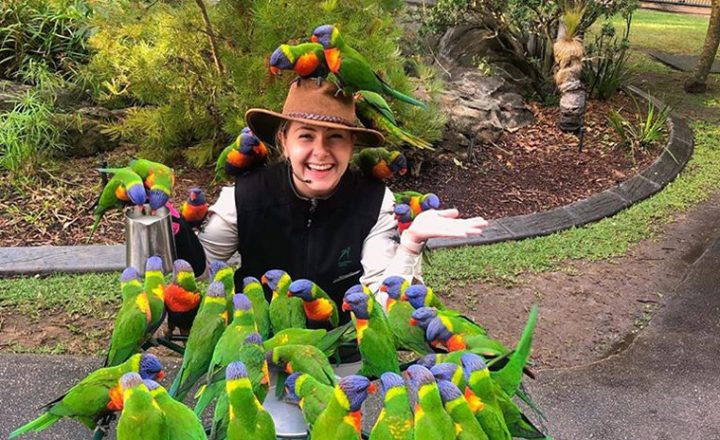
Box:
[310,375,376,440]
[426,317,507,356]
[403,365,455,440]
[436,380,489,440]
[266,344,337,387]
[311,25,427,109]
[144,380,207,440]
[269,42,329,80]
[242,276,271,340]
[288,278,339,328]
[180,187,209,229]
[284,372,333,428]
[461,353,512,440]
[381,276,431,356]
[369,372,414,440]
[144,256,167,333]
[9,353,164,438]
[116,373,169,440]
[104,268,153,367]
[164,259,202,336]
[352,147,408,181]
[169,281,229,400]
[215,129,268,182]
[342,287,400,377]
[128,158,175,210]
[355,91,433,150]
[225,361,276,440]
[209,260,236,317]
[88,166,146,242]
[262,269,305,332]
[263,323,353,357]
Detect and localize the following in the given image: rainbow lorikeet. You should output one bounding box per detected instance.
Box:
[88,166,146,243]
[242,276,271,340]
[380,276,431,356]
[116,373,169,440]
[394,203,413,233]
[225,361,276,440]
[104,268,153,367]
[409,307,486,340]
[352,147,408,181]
[144,256,167,334]
[269,42,328,81]
[431,363,468,393]
[263,323,354,357]
[164,259,202,336]
[403,365,455,440]
[369,372,414,440]
[215,129,268,182]
[9,353,164,439]
[310,375,376,440]
[426,317,507,356]
[436,380,489,440]
[460,353,512,440]
[491,305,538,397]
[144,380,208,440]
[209,260,236,317]
[394,191,441,220]
[402,284,445,310]
[311,25,427,109]
[169,281,229,401]
[284,371,333,428]
[128,158,175,210]
[180,187,209,229]
[342,288,400,377]
[288,279,339,328]
[355,91,433,149]
[262,269,305,332]
[266,344,337,387]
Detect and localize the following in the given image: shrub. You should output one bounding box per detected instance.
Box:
[583,20,631,100]
[608,94,670,157]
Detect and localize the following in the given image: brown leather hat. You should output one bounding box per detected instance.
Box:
[245,79,384,148]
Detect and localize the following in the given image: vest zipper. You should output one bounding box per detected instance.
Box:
[307,198,318,228]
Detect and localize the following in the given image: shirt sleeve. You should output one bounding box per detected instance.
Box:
[359,187,423,310]
[197,186,240,264]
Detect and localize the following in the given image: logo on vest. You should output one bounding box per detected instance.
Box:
[338,246,352,268]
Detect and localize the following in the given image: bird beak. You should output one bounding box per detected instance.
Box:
[378,285,387,292]
[285,363,294,374]
[261,275,268,285]
[409,318,417,327]
[400,293,408,301]
[269,66,280,76]
[367,383,377,395]
[190,192,196,201]
[156,370,165,380]
[287,291,293,298]
[399,167,408,176]
[311,35,318,43]
[341,302,351,312]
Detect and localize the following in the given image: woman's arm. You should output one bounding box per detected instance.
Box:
[197,186,240,264]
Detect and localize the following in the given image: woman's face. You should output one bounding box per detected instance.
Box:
[280,122,354,198]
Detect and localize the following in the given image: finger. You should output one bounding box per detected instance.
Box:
[436,208,460,219]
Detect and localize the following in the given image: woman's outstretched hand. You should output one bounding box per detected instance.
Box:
[401,208,488,254]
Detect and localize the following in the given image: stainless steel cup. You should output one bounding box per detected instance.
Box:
[125,204,176,275]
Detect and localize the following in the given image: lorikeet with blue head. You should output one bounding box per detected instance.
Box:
[342,287,400,377]
[380,275,431,356]
[242,276,271,340]
[460,353,512,440]
[311,25,427,109]
[144,256,167,334]
[355,91,433,150]
[104,268,153,367]
[284,371,333,428]
[394,203,414,233]
[128,158,175,211]
[288,278,339,328]
[410,306,487,342]
[266,344,337,387]
[225,361,276,440]
[262,269,305,332]
[436,379,489,440]
[393,191,442,223]
[426,317,507,356]
[215,129,268,182]
[403,365,455,440]
[116,373,169,440]
[269,42,329,81]
[352,147,408,181]
[169,281,229,400]
[180,187,209,229]
[209,260,236,317]
[88,166,146,242]
[9,353,164,439]
[144,380,208,440]
[310,375,376,440]
[164,259,202,336]
[402,284,445,310]
[431,363,468,393]
[369,372,414,440]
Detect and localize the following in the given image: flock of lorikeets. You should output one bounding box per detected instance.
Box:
[10,256,549,440]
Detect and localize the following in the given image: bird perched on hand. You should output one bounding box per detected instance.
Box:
[9,353,164,439]
[88,167,146,242]
[288,279,339,328]
[393,191,442,220]
[269,42,329,81]
[310,375,376,440]
[215,129,268,182]
[352,147,408,181]
[311,24,427,109]
[403,365,456,440]
[128,158,175,211]
[355,91,433,149]
[180,187,209,229]
[369,372,414,440]
[144,380,208,440]
[116,373,168,440]
[164,259,202,336]
[225,361,276,440]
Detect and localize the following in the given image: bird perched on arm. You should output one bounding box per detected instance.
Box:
[288,279,339,328]
[269,43,329,82]
[116,373,168,440]
[355,91,433,150]
[180,187,209,229]
[352,147,408,181]
[88,167,146,242]
[215,129,268,182]
[128,158,175,211]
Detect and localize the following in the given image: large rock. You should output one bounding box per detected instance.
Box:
[57,107,125,157]
[0,81,33,111]
[440,70,533,149]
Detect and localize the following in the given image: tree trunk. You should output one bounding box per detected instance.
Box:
[554,22,586,133]
[684,0,720,93]
[194,0,224,75]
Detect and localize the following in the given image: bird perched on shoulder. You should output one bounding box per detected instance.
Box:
[269,42,328,82]
[88,167,146,243]
[355,91,433,149]
[352,147,407,181]
[311,24,427,109]
[215,129,268,182]
[180,187,209,229]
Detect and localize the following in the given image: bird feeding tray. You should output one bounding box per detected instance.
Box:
[125,205,176,274]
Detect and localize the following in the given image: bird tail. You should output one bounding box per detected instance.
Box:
[318,321,355,356]
[168,367,183,398]
[95,167,124,174]
[86,214,101,244]
[193,381,221,416]
[492,305,539,397]
[388,123,434,150]
[381,81,428,109]
[9,413,62,438]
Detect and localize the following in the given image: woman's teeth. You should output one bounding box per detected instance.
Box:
[307,164,333,171]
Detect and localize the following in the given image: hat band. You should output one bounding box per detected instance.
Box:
[286,112,355,127]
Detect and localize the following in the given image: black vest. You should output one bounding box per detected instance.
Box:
[233,162,386,326]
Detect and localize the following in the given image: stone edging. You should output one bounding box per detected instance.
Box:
[427,85,694,250]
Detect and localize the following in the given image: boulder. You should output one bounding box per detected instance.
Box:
[57,107,125,157]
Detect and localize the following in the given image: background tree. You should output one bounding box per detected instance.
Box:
[684,0,720,93]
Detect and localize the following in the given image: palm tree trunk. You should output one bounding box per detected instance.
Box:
[684,0,720,93]
[554,22,586,133]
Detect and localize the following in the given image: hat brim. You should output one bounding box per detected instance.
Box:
[245,108,385,149]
